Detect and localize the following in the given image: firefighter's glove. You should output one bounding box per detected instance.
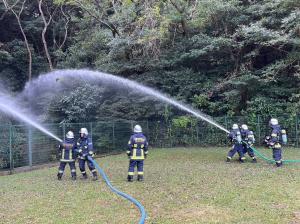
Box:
[77,149,83,156]
[269,142,275,147]
[88,151,95,158]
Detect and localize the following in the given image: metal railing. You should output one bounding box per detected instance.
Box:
[0,115,299,172]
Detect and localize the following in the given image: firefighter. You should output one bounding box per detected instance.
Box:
[226,123,245,163]
[77,128,98,180]
[127,125,149,182]
[240,124,257,163]
[57,131,77,180]
[264,118,287,167]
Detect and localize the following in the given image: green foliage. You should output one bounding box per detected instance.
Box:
[48,84,103,123]
[172,116,197,129]
[171,116,198,146]
[0,125,27,169]
[1,0,300,122]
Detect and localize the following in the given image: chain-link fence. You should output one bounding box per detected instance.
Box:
[1,115,300,172]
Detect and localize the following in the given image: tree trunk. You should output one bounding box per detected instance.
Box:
[38,0,53,71]
[57,5,69,50]
[3,0,32,81]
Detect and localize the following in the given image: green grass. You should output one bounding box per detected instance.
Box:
[1,147,300,224]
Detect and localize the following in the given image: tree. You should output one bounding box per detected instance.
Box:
[38,0,57,70]
[1,0,300,121]
[2,0,32,80]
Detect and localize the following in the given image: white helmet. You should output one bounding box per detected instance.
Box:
[232,124,239,130]
[241,124,248,130]
[66,131,74,139]
[134,125,142,133]
[269,118,278,126]
[79,128,88,136]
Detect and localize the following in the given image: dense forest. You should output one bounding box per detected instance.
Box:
[0,0,299,123]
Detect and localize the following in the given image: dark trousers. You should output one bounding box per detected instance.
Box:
[227,144,245,160]
[78,158,97,176]
[58,161,76,177]
[273,148,282,163]
[128,160,144,176]
[243,145,255,158]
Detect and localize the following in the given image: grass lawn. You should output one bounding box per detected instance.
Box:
[1,147,300,224]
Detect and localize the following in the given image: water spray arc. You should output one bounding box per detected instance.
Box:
[21,69,230,134]
[0,93,62,142]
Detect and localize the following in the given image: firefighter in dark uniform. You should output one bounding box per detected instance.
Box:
[77,128,98,180]
[57,131,77,180]
[226,124,245,163]
[240,124,257,163]
[127,125,149,182]
[264,118,287,167]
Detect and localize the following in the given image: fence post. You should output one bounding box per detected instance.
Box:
[112,121,115,150]
[62,123,66,141]
[146,119,150,141]
[257,115,261,146]
[296,115,299,148]
[196,120,199,145]
[169,121,173,147]
[9,125,13,173]
[28,126,32,167]
[160,120,163,148]
[89,122,93,141]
